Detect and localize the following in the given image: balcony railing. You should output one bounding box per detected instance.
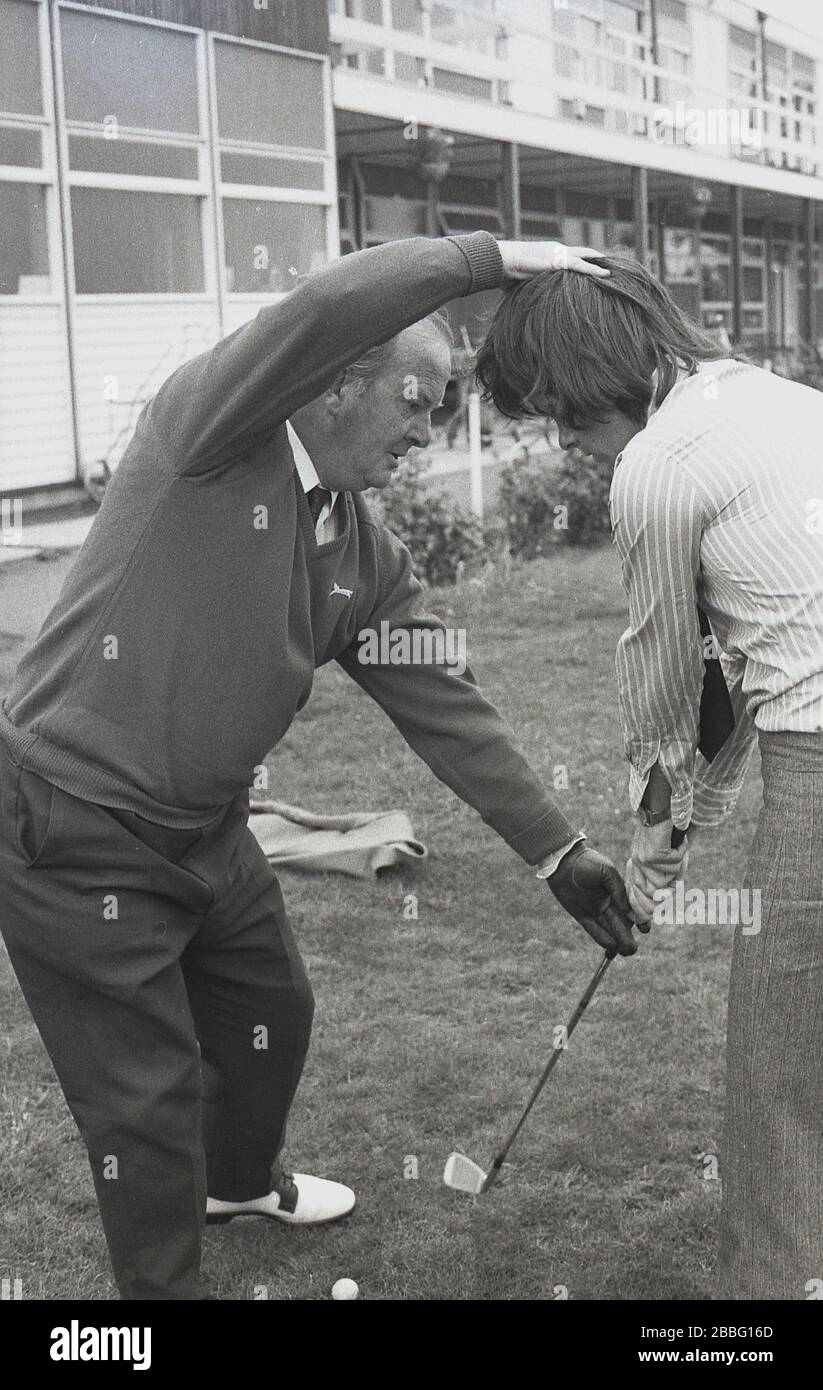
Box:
[328,0,823,179]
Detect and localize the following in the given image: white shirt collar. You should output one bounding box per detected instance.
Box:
[647,358,738,422]
[614,358,739,473]
[286,420,339,510]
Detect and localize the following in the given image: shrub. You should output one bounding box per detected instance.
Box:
[369,454,485,586]
[551,449,615,545]
[497,443,613,555]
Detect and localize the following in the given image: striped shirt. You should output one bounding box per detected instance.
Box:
[609,358,823,829]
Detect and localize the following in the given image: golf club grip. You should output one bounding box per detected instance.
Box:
[671,825,688,848]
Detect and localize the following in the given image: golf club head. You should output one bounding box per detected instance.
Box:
[443,1151,487,1195]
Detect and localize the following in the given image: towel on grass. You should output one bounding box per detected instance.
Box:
[248,800,427,879]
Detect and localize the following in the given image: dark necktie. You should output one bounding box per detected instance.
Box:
[307,485,332,531]
[671,607,735,850]
[696,606,735,761]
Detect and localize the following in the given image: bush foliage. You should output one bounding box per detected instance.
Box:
[497,445,613,554]
[369,455,485,586]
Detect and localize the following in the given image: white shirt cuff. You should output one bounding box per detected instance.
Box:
[535,832,587,880]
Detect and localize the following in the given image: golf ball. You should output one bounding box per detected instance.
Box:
[331,1278,359,1301]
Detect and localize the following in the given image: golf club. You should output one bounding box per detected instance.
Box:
[445,826,688,1197]
[444,948,613,1196]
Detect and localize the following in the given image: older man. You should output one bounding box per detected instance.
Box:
[0,231,634,1300]
[477,252,823,1300]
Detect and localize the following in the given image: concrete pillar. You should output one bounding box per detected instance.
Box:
[632,166,650,267]
[730,184,744,343]
[500,141,522,240]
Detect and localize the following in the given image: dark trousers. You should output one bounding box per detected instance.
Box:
[0,740,314,1299]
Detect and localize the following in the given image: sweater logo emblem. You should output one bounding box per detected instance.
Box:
[330,582,354,600]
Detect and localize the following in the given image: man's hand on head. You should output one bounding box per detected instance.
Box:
[496,241,610,283]
[546,841,639,957]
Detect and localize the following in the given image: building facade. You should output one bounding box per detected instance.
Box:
[2,0,822,492]
[0,0,336,491]
[332,0,823,361]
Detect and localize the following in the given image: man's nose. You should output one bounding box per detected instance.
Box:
[408,415,432,449]
[557,425,576,451]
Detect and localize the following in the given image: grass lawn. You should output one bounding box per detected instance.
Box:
[0,543,761,1301]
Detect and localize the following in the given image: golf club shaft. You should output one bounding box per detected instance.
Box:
[482,951,613,1191]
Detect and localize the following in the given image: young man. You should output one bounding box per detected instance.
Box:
[0,232,634,1300]
[477,254,823,1300]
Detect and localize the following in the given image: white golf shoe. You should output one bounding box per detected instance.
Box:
[206,1171,355,1227]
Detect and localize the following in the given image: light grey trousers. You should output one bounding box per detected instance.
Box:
[717,729,823,1300]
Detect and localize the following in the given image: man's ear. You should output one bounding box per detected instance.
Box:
[324,385,344,419]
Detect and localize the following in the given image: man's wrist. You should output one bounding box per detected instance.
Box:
[636,805,673,828]
[535,832,587,880]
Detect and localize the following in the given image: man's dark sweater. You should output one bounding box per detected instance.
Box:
[0,232,576,863]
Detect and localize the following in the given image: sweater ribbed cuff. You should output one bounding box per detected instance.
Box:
[507,804,579,866]
[447,231,504,295]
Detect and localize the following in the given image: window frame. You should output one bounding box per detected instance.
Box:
[54,1,214,303]
[0,0,61,303]
[47,6,338,307]
[206,31,338,304]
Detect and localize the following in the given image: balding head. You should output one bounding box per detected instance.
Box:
[290,310,454,492]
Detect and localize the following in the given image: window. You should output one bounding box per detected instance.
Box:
[212,38,332,296]
[61,10,199,132]
[430,2,498,59]
[701,237,730,302]
[394,52,426,83]
[743,266,764,301]
[59,9,207,297]
[214,42,326,150]
[657,0,688,40]
[579,18,601,49]
[553,8,576,39]
[792,52,815,95]
[68,137,198,180]
[392,0,423,33]
[0,127,41,167]
[554,46,580,81]
[0,0,46,168]
[70,189,203,293]
[659,47,689,76]
[432,68,492,100]
[664,229,698,282]
[0,0,42,115]
[0,1,51,296]
[0,181,49,295]
[728,26,757,71]
[222,201,327,293]
[605,1,644,35]
[220,153,325,189]
[365,195,427,239]
[346,0,382,19]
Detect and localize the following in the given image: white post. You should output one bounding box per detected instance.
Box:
[467,390,483,521]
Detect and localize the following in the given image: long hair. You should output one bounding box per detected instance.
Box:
[475,253,732,428]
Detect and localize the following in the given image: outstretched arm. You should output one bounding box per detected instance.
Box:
[144,235,608,478]
[337,521,635,955]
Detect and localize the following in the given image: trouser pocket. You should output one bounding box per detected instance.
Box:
[101,805,207,866]
[15,766,59,869]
